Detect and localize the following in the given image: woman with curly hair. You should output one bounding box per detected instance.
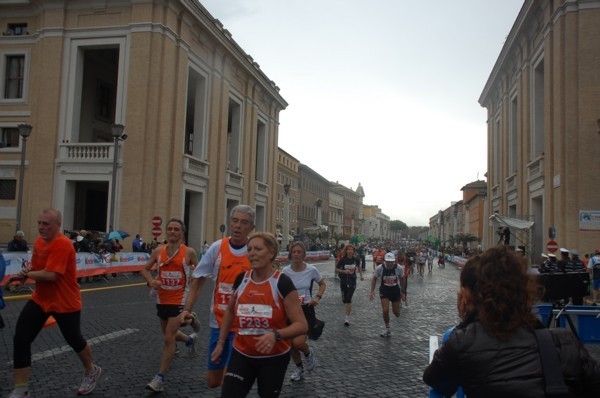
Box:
[423,246,600,398]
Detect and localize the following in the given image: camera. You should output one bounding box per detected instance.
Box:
[538,272,590,302]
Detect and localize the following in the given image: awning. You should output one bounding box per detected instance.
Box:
[489,214,534,230]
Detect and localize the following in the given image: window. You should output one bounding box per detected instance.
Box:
[1,51,28,101]
[6,23,28,36]
[4,55,24,98]
[0,127,20,148]
[0,179,17,200]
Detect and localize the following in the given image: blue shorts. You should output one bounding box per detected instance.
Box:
[208,327,235,370]
[593,280,600,290]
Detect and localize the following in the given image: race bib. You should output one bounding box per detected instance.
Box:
[344,264,356,272]
[237,304,273,335]
[297,289,310,304]
[160,271,183,290]
[216,282,233,310]
[383,275,398,286]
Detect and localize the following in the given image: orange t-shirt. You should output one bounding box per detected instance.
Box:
[213,238,251,330]
[31,234,81,313]
[374,249,386,264]
[233,270,291,357]
[156,244,191,306]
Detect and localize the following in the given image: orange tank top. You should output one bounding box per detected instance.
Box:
[156,244,190,306]
[213,237,251,329]
[232,270,291,357]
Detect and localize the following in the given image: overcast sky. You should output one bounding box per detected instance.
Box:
[200,0,524,226]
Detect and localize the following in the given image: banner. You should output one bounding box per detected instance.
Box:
[1,252,150,285]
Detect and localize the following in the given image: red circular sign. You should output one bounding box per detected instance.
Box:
[546,240,558,253]
[151,226,162,237]
[152,216,162,227]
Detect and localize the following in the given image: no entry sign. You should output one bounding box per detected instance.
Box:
[152,216,162,226]
[151,226,162,237]
[546,240,558,253]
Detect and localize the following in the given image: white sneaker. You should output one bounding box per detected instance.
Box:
[305,346,316,371]
[77,364,102,395]
[380,328,391,337]
[190,311,201,332]
[344,318,350,326]
[8,392,30,398]
[146,375,164,392]
[290,365,304,382]
[188,333,198,357]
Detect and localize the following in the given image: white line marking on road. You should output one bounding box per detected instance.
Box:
[26,328,139,363]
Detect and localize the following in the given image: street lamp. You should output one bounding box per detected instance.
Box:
[282,183,291,251]
[109,124,127,231]
[15,124,32,233]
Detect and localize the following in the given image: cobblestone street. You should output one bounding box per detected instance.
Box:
[1,257,598,397]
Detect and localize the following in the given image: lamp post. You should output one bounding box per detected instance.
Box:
[109,124,126,231]
[282,183,290,251]
[351,212,355,237]
[15,124,32,233]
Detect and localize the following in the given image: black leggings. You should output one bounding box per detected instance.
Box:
[221,349,290,398]
[13,300,87,369]
[340,283,356,303]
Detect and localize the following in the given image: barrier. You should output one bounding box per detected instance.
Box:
[533,303,600,344]
[1,250,333,285]
[0,252,150,285]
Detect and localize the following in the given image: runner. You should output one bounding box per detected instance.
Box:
[8,208,102,397]
[211,232,307,397]
[369,252,404,337]
[372,245,386,272]
[335,244,364,326]
[282,241,327,382]
[141,218,199,393]
[182,205,255,388]
[427,251,435,274]
[417,249,427,277]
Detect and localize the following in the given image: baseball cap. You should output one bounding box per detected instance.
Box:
[384,253,396,262]
[16,230,24,237]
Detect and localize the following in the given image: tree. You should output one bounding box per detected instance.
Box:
[390,220,408,231]
[454,233,479,249]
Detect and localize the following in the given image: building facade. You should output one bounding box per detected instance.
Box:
[479,0,600,260]
[0,0,287,249]
[297,164,329,236]
[275,147,298,242]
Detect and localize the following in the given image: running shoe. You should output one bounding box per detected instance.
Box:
[344,319,350,326]
[77,364,102,395]
[380,328,391,337]
[146,375,164,392]
[190,311,201,332]
[8,392,30,398]
[290,365,304,382]
[188,333,198,357]
[305,346,316,371]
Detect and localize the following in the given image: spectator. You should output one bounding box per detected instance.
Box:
[132,234,145,252]
[8,231,28,252]
[424,245,600,397]
[75,230,92,253]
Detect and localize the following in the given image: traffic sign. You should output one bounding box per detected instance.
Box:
[152,216,162,226]
[546,240,558,253]
[151,226,162,237]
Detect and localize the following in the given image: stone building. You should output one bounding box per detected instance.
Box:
[0,0,287,249]
[479,0,600,259]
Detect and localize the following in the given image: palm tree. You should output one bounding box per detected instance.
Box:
[454,233,479,250]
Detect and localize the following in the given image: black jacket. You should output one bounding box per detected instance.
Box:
[423,321,600,398]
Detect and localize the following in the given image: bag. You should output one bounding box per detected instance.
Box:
[308,317,325,340]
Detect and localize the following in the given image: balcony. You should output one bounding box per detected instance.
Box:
[227,170,244,187]
[505,173,517,192]
[58,142,114,163]
[183,154,208,176]
[527,155,544,181]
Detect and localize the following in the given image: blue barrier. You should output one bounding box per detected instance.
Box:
[533,303,600,344]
